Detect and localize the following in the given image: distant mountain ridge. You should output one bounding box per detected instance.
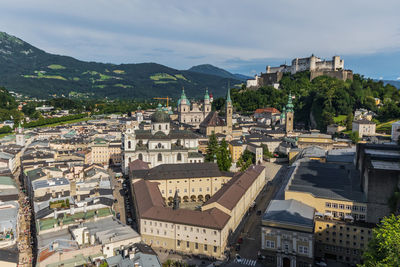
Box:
[188,64,251,81]
[382,80,400,89]
[0,31,242,99]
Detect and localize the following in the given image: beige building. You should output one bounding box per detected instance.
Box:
[131,165,266,259]
[352,119,376,138]
[90,138,122,166]
[131,163,233,204]
[199,89,232,136]
[178,89,211,128]
[297,133,333,150]
[261,199,315,267]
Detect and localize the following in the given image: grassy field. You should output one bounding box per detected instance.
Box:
[174,74,187,81]
[24,72,67,80]
[376,119,399,134]
[154,80,177,84]
[114,84,132,88]
[47,64,66,70]
[334,115,347,123]
[113,70,125,74]
[150,73,177,81]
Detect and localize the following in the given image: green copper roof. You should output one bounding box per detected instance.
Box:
[178,88,189,106]
[204,89,210,100]
[286,93,294,112]
[226,87,232,104]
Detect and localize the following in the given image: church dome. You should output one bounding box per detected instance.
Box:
[151,110,171,123]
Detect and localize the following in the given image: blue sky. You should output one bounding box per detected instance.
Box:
[1,0,399,80]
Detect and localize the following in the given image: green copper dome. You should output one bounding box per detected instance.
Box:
[151,109,170,123]
[178,88,190,106]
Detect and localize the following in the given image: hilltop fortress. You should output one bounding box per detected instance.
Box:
[247,55,353,89]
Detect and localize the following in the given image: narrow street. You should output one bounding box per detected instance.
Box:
[15,169,33,266]
[108,168,127,224]
[225,162,292,266]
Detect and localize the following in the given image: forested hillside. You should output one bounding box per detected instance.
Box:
[217,72,400,131]
[0,32,241,99]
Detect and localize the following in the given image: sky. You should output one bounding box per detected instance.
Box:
[1,0,400,80]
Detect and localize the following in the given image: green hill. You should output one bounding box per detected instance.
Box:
[0,32,242,99]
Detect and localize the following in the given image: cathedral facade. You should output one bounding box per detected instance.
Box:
[122,106,203,174]
[177,89,212,128]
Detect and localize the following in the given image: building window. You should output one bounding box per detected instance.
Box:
[158,153,162,162]
[346,205,352,210]
[265,240,275,248]
[195,243,198,249]
[214,246,217,253]
[138,153,143,161]
[159,125,162,130]
[204,244,207,251]
[177,240,181,247]
[187,241,190,248]
[332,203,338,208]
[339,204,344,209]
[177,153,182,161]
[128,141,131,149]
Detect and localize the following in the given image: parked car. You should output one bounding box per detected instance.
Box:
[235,254,242,263]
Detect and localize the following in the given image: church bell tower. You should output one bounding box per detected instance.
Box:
[225,87,233,134]
[285,93,294,133]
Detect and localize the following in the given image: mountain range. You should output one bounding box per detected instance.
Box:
[0,31,245,99]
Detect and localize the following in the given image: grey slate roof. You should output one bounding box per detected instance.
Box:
[288,161,366,203]
[262,199,314,228]
[133,163,228,180]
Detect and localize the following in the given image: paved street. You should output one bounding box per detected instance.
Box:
[109,168,127,224]
[15,169,34,266]
[225,162,292,266]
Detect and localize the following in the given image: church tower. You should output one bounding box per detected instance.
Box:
[225,87,233,133]
[280,107,286,125]
[16,122,25,146]
[203,88,211,116]
[178,88,190,124]
[285,93,294,133]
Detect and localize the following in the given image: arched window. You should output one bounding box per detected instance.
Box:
[158,153,162,162]
[138,153,143,161]
[177,153,182,161]
[159,125,161,130]
[158,143,162,148]
[128,141,131,149]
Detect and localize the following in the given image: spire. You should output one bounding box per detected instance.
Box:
[286,92,294,112]
[173,189,180,210]
[204,88,210,100]
[226,83,232,105]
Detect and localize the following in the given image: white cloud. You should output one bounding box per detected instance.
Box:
[397,77,400,80]
[0,0,399,71]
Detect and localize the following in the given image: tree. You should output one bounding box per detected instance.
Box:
[216,139,232,171]
[205,133,219,162]
[361,215,400,266]
[346,113,354,130]
[262,144,273,158]
[349,131,360,144]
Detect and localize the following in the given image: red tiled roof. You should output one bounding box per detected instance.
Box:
[204,165,265,211]
[254,108,281,114]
